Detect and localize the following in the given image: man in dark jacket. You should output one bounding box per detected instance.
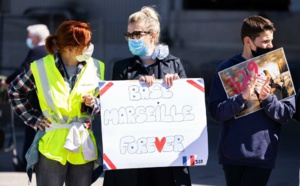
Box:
[208,16,295,186]
[1,24,49,171]
[2,24,49,87]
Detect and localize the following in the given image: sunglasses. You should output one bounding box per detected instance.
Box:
[124,31,151,41]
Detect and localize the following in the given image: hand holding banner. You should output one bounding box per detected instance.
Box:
[218,48,295,118]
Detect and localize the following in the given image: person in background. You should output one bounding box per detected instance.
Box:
[103,6,191,186]
[8,20,105,186]
[1,24,49,171]
[208,15,295,186]
[1,24,49,88]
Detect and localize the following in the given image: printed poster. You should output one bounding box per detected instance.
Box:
[99,78,208,170]
[218,47,295,118]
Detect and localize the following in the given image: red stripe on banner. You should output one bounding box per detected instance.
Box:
[190,155,195,166]
[100,82,113,95]
[103,153,117,170]
[187,80,205,93]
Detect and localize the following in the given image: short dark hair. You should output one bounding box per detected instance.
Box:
[241,16,276,43]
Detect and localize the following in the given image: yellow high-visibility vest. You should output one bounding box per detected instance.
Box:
[30,54,105,165]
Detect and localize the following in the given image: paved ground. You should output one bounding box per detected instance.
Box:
[1,110,300,186]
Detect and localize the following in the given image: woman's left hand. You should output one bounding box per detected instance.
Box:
[82,94,95,108]
[164,73,179,87]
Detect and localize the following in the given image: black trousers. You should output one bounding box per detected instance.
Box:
[103,167,191,186]
[223,164,272,186]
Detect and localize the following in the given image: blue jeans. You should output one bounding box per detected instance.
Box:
[36,153,94,186]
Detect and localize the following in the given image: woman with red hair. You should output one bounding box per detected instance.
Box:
[8,20,105,186]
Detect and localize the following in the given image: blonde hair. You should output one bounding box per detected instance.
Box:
[128,6,160,44]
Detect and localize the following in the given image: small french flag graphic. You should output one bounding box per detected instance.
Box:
[103,153,117,170]
[186,79,205,93]
[182,155,196,166]
[99,82,114,96]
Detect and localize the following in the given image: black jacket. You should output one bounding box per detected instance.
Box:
[112,55,187,80]
[6,45,48,84]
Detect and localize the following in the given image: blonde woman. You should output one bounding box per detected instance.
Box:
[103,6,191,186]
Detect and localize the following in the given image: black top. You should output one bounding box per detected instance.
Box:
[112,55,187,80]
[6,45,48,84]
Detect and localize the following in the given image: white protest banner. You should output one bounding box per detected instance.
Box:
[218,48,295,118]
[99,78,208,170]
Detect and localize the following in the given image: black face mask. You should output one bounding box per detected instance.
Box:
[251,47,273,57]
[250,40,273,57]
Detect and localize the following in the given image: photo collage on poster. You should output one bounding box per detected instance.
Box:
[218,48,295,118]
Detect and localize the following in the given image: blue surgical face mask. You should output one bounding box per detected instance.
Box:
[128,37,149,56]
[26,38,34,49]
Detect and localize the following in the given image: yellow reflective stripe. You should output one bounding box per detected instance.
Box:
[43,110,65,123]
[100,61,105,80]
[35,58,56,112]
[93,58,102,97]
[40,111,89,124]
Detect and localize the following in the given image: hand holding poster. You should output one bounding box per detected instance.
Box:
[99,78,208,170]
[218,48,295,118]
